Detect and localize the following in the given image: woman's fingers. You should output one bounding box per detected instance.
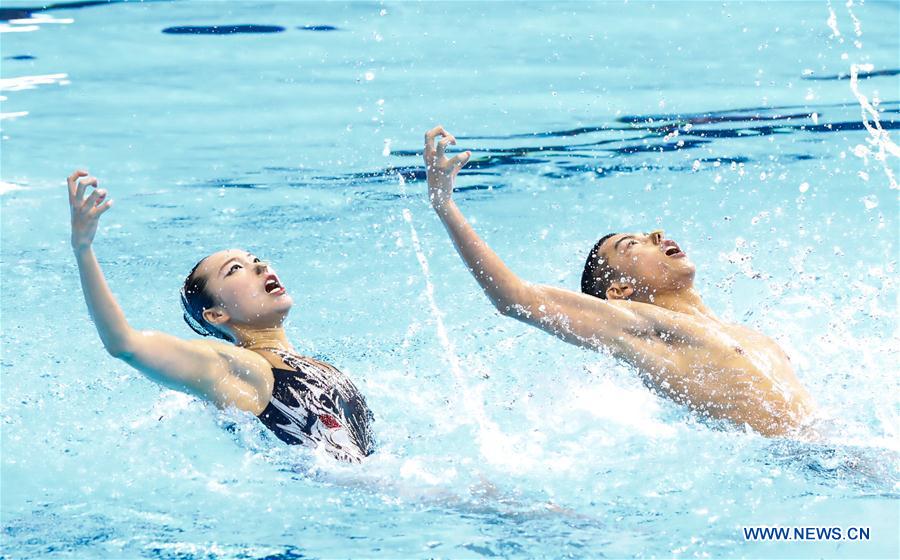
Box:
[90,198,113,217]
[83,187,106,210]
[75,176,98,204]
[67,170,88,202]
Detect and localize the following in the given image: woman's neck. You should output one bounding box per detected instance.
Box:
[233,326,295,353]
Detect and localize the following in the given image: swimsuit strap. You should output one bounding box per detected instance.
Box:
[252,347,340,379]
[253,346,319,366]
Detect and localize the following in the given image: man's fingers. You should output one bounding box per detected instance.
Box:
[423,125,447,162]
[424,125,446,143]
[83,187,106,209]
[75,177,98,203]
[435,135,456,159]
[450,151,472,172]
[67,169,88,200]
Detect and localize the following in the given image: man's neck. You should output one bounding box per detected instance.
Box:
[232,326,295,353]
[644,288,715,319]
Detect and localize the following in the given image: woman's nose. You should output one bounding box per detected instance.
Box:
[649,230,664,245]
[256,261,269,273]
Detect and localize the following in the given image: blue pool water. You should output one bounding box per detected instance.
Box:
[2,1,898,558]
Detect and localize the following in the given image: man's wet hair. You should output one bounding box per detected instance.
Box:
[580,233,618,299]
[180,257,233,342]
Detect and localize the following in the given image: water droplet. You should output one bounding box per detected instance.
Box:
[852,144,869,158]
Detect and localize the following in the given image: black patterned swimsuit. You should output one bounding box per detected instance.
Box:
[256,348,375,462]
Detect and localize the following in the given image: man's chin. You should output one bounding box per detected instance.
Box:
[681,265,697,288]
[667,261,696,290]
[658,258,696,281]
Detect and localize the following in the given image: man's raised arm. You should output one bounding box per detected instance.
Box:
[423,125,529,311]
[422,126,672,356]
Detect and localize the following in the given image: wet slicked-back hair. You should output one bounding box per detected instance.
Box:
[580,233,618,299]
[180,257,233,342]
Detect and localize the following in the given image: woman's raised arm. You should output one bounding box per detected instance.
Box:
[67,170,268,409]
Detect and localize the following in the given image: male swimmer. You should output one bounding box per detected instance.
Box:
[66,170,374,462]
[422,126,816,437]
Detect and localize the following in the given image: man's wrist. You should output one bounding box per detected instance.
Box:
[429,192,452,212]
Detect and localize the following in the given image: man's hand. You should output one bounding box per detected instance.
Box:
[423,125,470,209]
[67,169,113,254]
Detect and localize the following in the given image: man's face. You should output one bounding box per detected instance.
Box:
[598,230,696,298]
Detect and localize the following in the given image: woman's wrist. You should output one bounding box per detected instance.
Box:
[72,243,93,258]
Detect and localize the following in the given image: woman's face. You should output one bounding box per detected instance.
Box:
[194,249,293,332]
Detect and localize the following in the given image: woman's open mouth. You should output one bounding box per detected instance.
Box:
[264,275,286,295]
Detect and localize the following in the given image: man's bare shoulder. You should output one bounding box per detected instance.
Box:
[605,298,711,342]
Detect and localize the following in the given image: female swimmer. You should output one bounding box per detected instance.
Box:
[67,170,374,462]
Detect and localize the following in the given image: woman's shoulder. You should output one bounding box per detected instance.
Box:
[193,338,274,372]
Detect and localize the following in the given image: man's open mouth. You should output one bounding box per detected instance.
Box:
[661,240,685,258]
[264,275,285,295]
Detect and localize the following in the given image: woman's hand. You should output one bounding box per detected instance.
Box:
[423,125,470,209]
[67,170,113,254]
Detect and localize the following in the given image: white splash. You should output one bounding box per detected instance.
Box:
[848,63,899,189]
[826,2,899,189]
[128,391,195,429]
[401,207,529,471]
[825,6,842,39]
